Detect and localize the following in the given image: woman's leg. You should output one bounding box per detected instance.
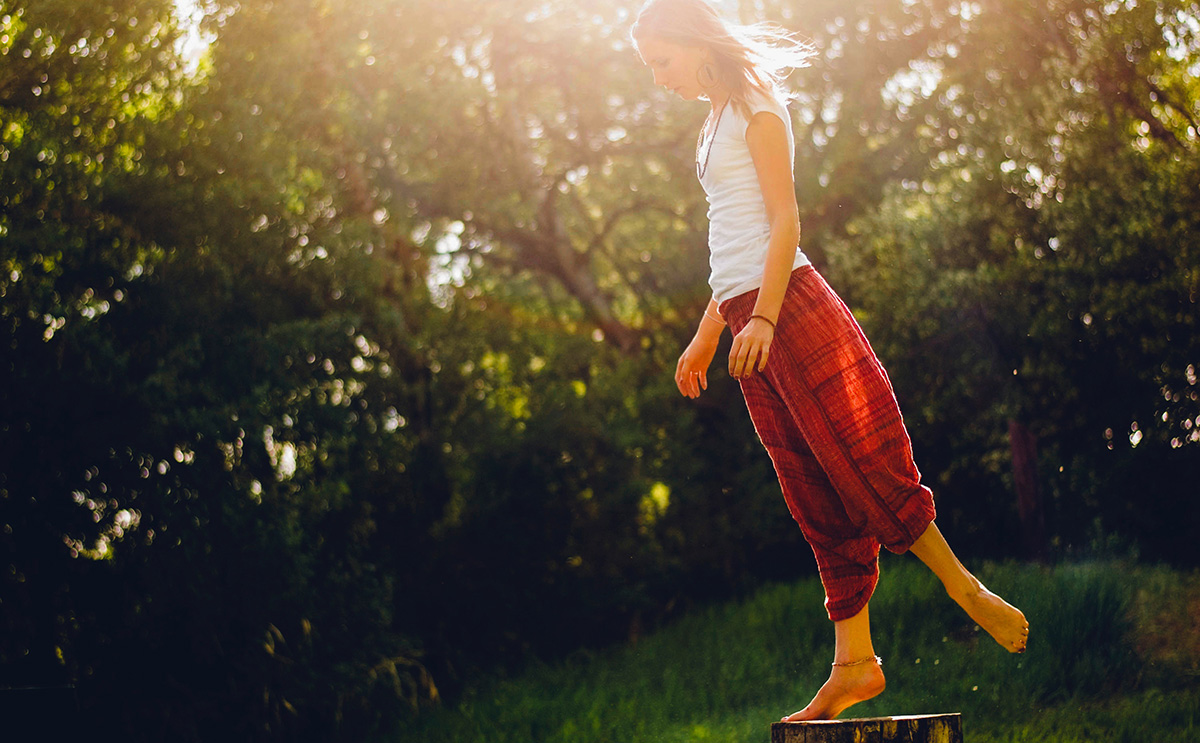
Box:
[721,269,923,721]
[732,269,938,557]
[736,368,887,721]
[723,268,936,619]
[782,602,885,722]
[736,365,882,620]
[908,522,1029,653]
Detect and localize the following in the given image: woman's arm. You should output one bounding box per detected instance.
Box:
[728,109,801,379]
[675,297,725,398]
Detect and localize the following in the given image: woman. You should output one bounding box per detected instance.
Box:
[630,0,1029,722]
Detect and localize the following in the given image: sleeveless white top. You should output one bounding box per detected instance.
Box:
[698,87,810,305]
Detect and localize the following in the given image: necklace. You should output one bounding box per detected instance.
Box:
[695,99,728,180]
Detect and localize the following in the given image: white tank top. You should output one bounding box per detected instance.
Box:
[698,87,810,305]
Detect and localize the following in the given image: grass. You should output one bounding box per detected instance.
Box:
[388,558,1200,742]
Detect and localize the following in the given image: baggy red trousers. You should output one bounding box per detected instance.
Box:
[719,266,936,621]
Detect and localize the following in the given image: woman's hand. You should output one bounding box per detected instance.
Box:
[729,316,774,379]
[675,334,719,398]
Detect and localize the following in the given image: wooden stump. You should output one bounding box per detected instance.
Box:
[770,713,962,743]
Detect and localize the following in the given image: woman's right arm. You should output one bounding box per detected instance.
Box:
[675,298,724,398]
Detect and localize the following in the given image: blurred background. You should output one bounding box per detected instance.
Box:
[1,0,1197,739]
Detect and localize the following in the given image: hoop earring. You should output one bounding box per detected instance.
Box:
[696,62,719,89]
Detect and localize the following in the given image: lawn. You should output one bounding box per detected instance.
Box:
[389,559,1200,742]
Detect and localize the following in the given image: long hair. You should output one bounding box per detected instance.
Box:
[630,0,815,120]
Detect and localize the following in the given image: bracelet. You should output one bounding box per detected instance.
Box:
[749,314,777,329]
[832,655,882,668]
[704,309,726,326]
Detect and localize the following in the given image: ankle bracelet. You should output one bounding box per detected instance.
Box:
[832,655,882,668]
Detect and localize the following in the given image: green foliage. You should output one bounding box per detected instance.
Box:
[824,47,1200,555]
[2,0,1199,738]
[389,560,1199,743]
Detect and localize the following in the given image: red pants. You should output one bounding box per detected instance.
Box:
[719,266,936,621]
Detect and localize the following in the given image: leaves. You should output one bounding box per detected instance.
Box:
[2,0,1198,738]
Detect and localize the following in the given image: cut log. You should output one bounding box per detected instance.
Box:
[770,713,962,743]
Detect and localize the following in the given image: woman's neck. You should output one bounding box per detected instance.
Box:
[707,88,731,114]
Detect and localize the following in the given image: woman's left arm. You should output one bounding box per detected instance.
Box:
[728,110,801,379]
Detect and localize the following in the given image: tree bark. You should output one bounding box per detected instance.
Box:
[771,713,963,743]
[1008,419,1048,563]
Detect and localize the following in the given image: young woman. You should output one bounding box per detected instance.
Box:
[630,0,1029,722]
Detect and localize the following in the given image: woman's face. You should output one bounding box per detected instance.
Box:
[636,36,710,100]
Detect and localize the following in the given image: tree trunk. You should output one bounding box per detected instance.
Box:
[771,713,963,742]
[1008,419,1048,563]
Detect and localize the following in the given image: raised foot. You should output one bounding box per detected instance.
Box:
[781,658,885,722]
[957,584,1029,653]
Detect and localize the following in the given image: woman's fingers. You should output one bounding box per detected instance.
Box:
[675,371,691,397]
[681,321,771,391]
[729,337,744,377]
[746,343,765,376]
[757,343,770,372]
[728,343,739,377]
[676,358,708,398]
[729,334,770,378]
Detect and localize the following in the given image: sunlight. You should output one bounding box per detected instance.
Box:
[174,0,216,73]
[882,59,943,113]
[638,482,671,532]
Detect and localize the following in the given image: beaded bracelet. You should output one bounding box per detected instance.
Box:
[749,314,777,329]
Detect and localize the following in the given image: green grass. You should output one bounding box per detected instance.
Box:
[389,559,1200,742]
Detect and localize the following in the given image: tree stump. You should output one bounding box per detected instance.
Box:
[770,713,962,743]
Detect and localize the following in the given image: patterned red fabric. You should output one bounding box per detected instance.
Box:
[719,266,936,621]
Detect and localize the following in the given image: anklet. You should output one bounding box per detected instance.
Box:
[832,655,882,668]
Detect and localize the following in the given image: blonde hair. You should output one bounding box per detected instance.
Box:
[630,0,815,120]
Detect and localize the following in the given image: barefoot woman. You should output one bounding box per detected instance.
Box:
[630,0,1029,721]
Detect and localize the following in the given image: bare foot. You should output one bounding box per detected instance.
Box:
[781,659,885,722]
[954,583,1029,653]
